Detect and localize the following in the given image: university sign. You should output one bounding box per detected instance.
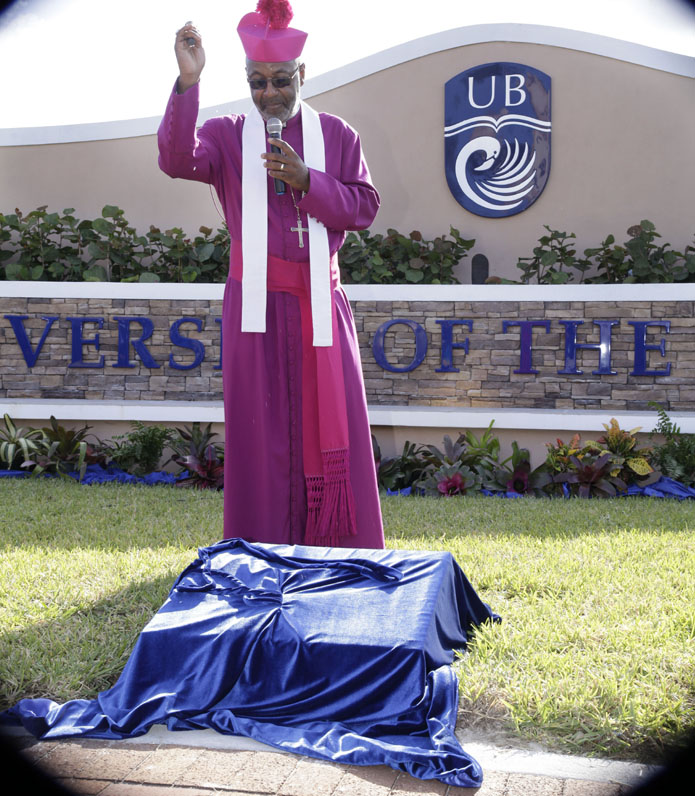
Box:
[372,318,671,377]
[2,313,672,378]
[444,62,552,217]
[3,314,223,371]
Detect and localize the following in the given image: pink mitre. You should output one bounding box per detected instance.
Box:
[238,0,308,62]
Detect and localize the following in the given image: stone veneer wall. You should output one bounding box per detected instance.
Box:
[354,300,695,411]
[0,297,223,402]
[1,295,694,412]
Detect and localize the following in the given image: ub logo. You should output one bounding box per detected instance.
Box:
[444,63,551,218]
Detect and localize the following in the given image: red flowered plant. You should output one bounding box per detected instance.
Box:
[484,442,552,496]
[168,422,225,490]
[553,452,627,498]
[174,444,225,491]
[422,463,480,497]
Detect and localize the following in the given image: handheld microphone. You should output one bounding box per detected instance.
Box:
[266,117,285,195]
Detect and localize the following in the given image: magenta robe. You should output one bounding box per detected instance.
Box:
[158,85,384,548]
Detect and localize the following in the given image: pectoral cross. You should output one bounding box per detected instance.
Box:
[291,219,309,248]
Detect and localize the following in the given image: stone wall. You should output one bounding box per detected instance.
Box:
[355,300,695,411]
[0,297,222,402]
[1,294,693,413]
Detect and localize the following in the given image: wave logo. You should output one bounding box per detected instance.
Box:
[445,63,551,218]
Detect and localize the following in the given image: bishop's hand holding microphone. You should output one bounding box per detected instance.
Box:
[266,118,286,195]
[261,125,311,194]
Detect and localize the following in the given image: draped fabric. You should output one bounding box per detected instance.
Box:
[1,540,499,788]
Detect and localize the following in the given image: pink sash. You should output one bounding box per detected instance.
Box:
[230,244,356,545]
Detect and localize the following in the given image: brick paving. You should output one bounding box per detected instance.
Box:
[9,737,637,796]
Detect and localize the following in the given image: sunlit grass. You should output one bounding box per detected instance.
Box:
[1,480,693,762]
[382,496,695,762]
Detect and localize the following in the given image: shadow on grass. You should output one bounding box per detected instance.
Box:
[0,572,177,712]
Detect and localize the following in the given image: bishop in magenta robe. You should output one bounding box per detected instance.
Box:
[158,34,384,549]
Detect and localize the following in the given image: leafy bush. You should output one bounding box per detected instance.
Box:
[25,416,97,480]
[649,404,695,487]
[483,441,552,496]
[2,412,693,497]
[0,207,89,281]
[513,220,695,284]
[594,221,695,284]
[590,418,659,487]
[543,434,586,477]
[0,414,43,470]
[339,227,474,284]
[420,462,480,496]
[377,441,429,492]
[553,451,627,498]
[145,225,229,284]
[0,206,229,283]
[1,206,479,285]
[168,422,225,490]
[516,226,590,285]
[102,421,173,477]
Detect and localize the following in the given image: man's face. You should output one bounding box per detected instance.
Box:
[246,59,305,123]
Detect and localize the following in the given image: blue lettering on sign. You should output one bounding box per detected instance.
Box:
[444,62,551,218]
[169,317,205,370]
[557,320,619,375]
[214,318,222,371]
[4,314,59,367]
[67,317,105,368]
[0,314,675,380]
[502,320,551,374]
[436,320,472,373]
[629,321,671,377]
[113,317,160,369]
[372,319,428,373]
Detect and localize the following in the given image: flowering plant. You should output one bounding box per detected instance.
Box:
[421,463,480,497]
[485,442,552,496]
[553,452,627,498]
[377,441,428,492]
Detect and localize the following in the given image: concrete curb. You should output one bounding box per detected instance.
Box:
[84,725,661,788]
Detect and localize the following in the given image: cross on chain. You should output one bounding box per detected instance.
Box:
[291,219,309,248]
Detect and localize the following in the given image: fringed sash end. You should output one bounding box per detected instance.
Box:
[304,449,356,546]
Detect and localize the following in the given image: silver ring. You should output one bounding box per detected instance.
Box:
[280,163,285,171]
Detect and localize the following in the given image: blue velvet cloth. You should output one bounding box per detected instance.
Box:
[1,539,498,788]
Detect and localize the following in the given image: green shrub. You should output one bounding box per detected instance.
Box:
[513,220,695,284]
[338,227,474,284]
[649,404,695,487]
[0,206,229,283]
[26,416,96,480]
[167,422,225,490]
[377,441,429,492]
[102,422,174,476]
[0,414,43,470]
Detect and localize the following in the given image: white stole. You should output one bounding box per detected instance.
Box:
[241,102,332,347]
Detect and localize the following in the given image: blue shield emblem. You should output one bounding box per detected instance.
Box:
[445,63,551,218]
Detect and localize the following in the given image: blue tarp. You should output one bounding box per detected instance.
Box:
[386,477,695,500]
[0,463,181,486]
[3,466,694,499]
[1,539,498,788]
[622,476,695,499]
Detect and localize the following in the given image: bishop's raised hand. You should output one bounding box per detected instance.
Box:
[175,21,206,94]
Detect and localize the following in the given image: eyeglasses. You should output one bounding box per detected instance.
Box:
[247,67,300,91]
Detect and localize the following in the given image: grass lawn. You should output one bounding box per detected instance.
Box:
[1,478,693,763]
